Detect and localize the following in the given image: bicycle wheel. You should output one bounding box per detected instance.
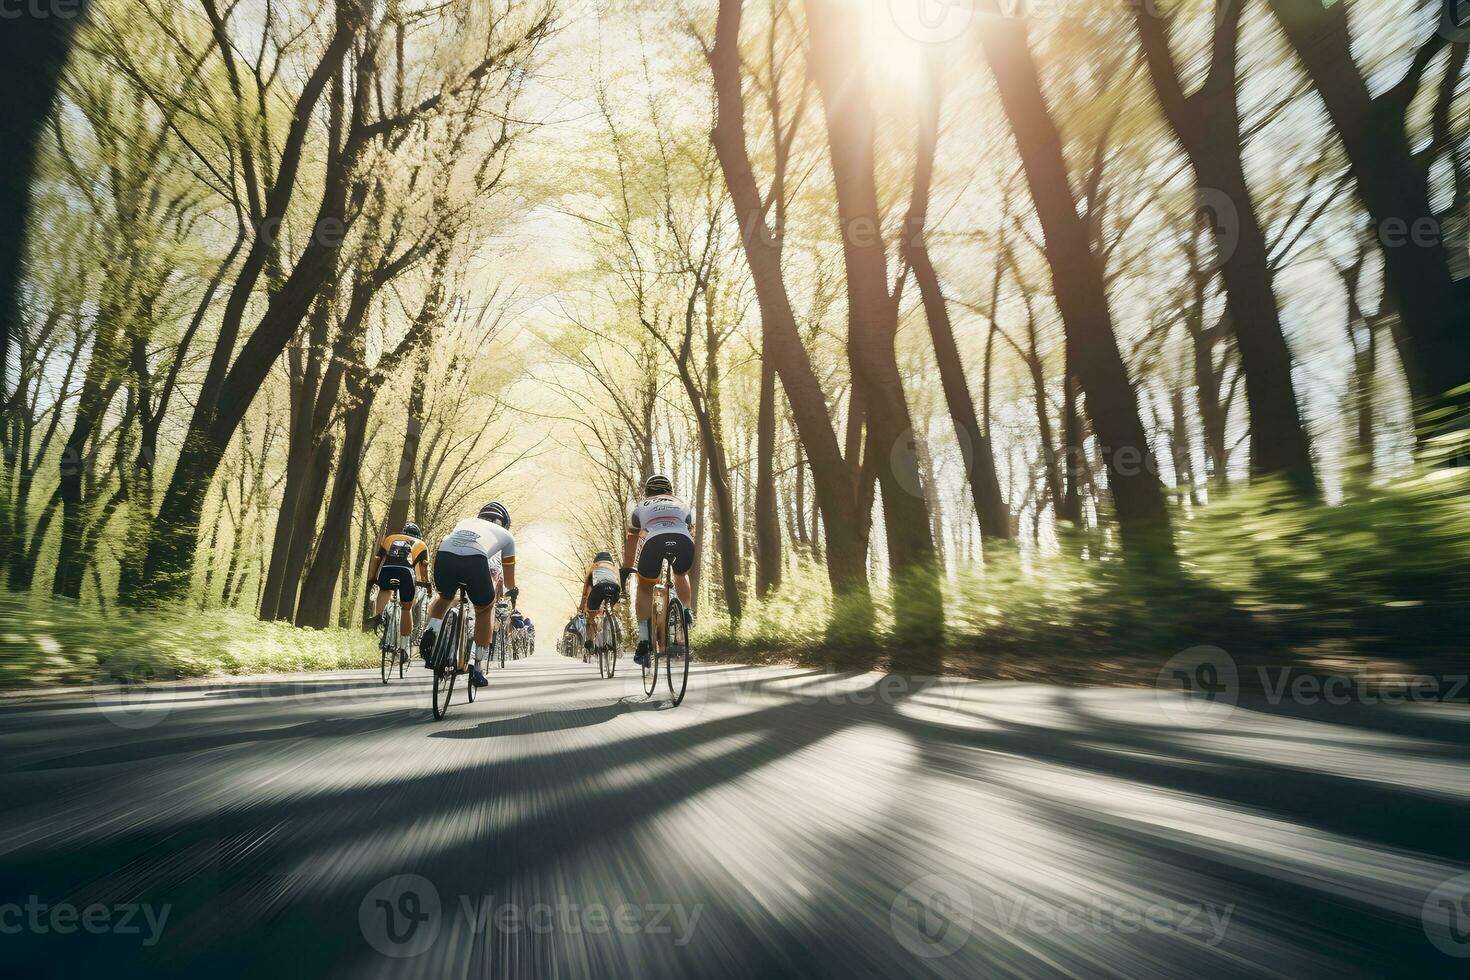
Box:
[610,616,622,677]
[379,600,397,685]
[432,610,460,720]
[640,619,658,696]
[665,598,690,706]
[463,604,478,704]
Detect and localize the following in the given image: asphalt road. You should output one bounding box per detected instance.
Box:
[2,650,1469,978]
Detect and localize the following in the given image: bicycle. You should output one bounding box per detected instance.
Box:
[593,601,622,679]
[430,588,476,720]
[378,585,411,685]
[640,563,690,705]
[491,593,515,668]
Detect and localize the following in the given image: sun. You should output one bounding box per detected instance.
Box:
[859,0,938,101]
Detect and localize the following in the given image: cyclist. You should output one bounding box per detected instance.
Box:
[369,522,430,663]
[581,550,621,653]
[421,502,518,689]
[524,618,536,654]
[621,475,696,667]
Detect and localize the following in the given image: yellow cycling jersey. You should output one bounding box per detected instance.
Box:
[377,534,428,570]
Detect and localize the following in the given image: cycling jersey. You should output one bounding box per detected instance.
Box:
[439,517,516,566]
[629,495,694,542]
[377,533,428,570]
[586,557,619,589]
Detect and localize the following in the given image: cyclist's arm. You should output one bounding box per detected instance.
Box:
[415,554,430,587]
[503,557,517,594]
[580,575,593,613]
[621,529,639,573]
[367,544,385,584]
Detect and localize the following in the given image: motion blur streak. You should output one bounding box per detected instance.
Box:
[2,655,1467,977]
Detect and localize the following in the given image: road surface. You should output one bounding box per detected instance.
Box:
[2,652,1469,977]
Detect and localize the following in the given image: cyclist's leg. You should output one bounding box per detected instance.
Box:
[464,557,496,679]
[670,537,696,623]
[422,551,459,658]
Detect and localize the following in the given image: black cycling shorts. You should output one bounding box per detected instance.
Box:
[377,566,416,602]
[434,551,496,607]
[636,532,695,581]
[588,581,620,611]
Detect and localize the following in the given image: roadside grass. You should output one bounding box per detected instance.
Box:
[0,595,376,690]
[703,470,1470,687]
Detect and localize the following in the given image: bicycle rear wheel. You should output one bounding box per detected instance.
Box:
[463,605,478,704]
[641,621,658,695]
[665,598,690,706]
[432,610,460,720]
[379,600,397,685]
[599,614,620,679]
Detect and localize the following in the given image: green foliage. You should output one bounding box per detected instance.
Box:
[0,595,377,690]
[701,471,1470,682]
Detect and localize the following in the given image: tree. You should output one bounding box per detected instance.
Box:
[1266,0,1470,450]
[0,1,89,405]
[975,4,1176,566]
[706,0,874,640]
[1134,0,1316,496]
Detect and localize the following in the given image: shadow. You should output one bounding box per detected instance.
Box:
[18,710,409,771]
[3,659,1469,978]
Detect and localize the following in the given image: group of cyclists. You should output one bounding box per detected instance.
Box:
[368,473,696,693]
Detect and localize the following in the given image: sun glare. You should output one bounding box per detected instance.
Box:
[859,0,930,100]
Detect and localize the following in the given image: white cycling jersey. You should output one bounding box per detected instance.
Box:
[629,494,694,541]
[439,517,517,564]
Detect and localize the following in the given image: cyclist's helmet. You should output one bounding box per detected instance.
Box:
[595,550,613,563]
[644,474,673,497]
[402,522,422,539]
[479,501,511,528]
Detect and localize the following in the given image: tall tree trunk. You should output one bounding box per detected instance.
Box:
[754,351,782,596]
[805,0,942,655]
[382,348,429,536]
[295,397,373,629]
[1135,1,1316,497]
[275,434,336,622]
[1267,0,1470,448]
[977,9,1175,567]
[0,4,87,398]
[129,13,358,606]
[904,50,1011,545]
[707,0,871,634]
[691,448,707,610]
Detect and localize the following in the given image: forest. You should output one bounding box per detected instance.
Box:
[3,0,1470,683]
